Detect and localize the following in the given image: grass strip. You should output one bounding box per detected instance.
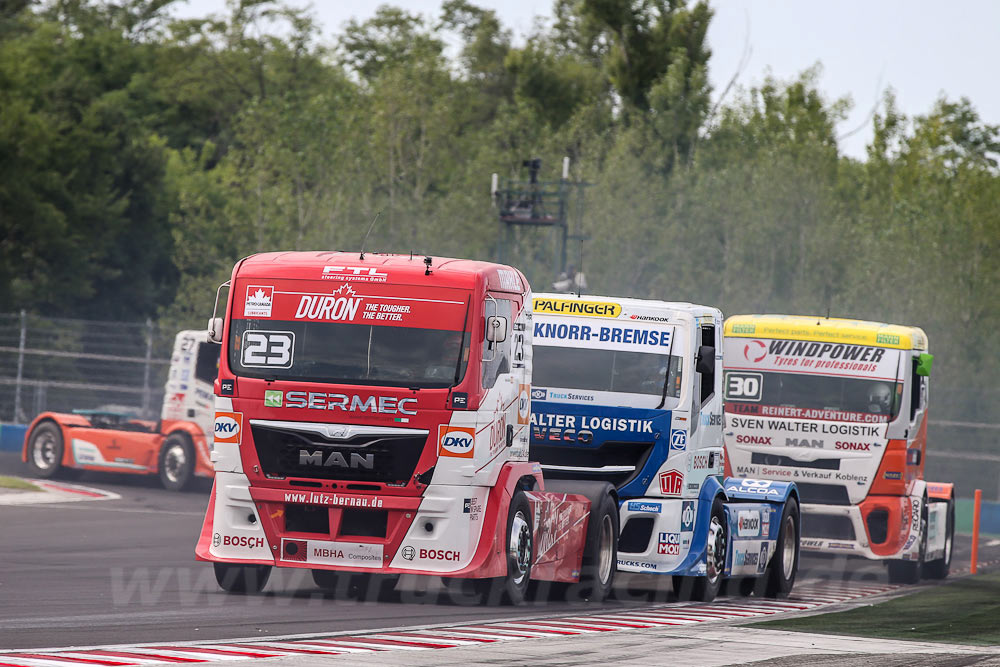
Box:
[752,572,1000,646]
[0,475,39,491]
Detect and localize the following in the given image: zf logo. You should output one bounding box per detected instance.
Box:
[669,429,687,452]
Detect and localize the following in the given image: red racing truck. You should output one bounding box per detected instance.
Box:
[196,252,619,603]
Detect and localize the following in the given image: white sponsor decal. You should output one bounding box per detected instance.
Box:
[737,510,761,537]
[322,266,388,283]
[294,284,363,322]
[726,337,901,379]
[241,330,294,368]
[245,285,274,318]
[283,539,383,568]
[725,413,887,453]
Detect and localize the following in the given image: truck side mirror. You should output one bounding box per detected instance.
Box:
[207,317,223,344]
[696,345,715,375]
[486,316,508,343]
[916,352,933,377]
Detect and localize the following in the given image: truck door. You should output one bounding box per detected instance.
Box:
[192,341,221,438]
[906,351,930,481]
[480,295,526,461]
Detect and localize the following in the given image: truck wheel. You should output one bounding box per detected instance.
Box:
[888,495,927,585]
[158,433,194,491]
[923,497,954,580]
[314,570,398,601]
[502,490,533,605]
[27,421,65,479]
[312,568,341,591]
[577,492,618,603]
[214,562,271,594]
[765,497,799,598]
[674,497,726,602]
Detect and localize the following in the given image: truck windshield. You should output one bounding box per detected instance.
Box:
[534,346,683,398]
[228,319,469,388]
[725,371,901,422]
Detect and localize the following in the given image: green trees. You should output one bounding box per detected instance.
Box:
[2,0,998,419]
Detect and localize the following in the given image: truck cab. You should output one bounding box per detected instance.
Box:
[196,254,618,603]
[530,294,800,601]
[723,315,954,583]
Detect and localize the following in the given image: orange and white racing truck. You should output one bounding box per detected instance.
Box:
[195,252,619,603]
[22,330,219,490]
[723,315,954,583]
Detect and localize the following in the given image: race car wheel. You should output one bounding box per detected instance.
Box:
[577,491,619,602]
[674,496,726,602]
[923,497,954,580]
[888,494,927,585]
[765,497,799,598]
[158,433,194,491]
[27,421,65,479]
[214,562,271,594]
[502,491,533,605]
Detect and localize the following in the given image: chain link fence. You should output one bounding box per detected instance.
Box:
[0,311,995,498]
[0,311,173,423]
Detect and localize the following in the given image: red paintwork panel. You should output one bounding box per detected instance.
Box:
[526,491,590,583]
[23,412,211,478]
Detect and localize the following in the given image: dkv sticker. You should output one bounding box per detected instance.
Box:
[438,425,475,458]
[214,411,243,444]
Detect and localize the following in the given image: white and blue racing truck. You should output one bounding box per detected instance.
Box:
[529,294,801,601]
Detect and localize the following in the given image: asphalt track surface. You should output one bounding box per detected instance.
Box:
[1,451,992,652]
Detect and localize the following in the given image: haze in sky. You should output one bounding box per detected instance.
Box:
[173,0,1000,160]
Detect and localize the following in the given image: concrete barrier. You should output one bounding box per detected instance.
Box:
[957,497,1000,536]
[0,423,27,453]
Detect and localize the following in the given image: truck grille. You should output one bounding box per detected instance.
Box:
[801,514,855,540]
[750,453,840,470]
[530,441,654,489]
[251,423,426,484]
[795,482,852,506]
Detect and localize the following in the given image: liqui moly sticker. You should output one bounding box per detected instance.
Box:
[245,285,274,318]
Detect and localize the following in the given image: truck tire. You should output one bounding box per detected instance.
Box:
[577,491,618,603]
[313,570,397,600]
[765,497,799,598]
[158,433,195,491]
[312,568,342,591]
[674,496,726,603]
[214,562,271,594]
[502,490,533,605]
[923,497,954,580]
[888,495,927,585]
[26,421,66,479]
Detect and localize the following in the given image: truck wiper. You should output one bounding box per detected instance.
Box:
[453,297,472,386]
[655,372,670,410]
[655,333,678,410]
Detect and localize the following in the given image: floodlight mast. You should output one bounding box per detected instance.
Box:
[493,157,592,293]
